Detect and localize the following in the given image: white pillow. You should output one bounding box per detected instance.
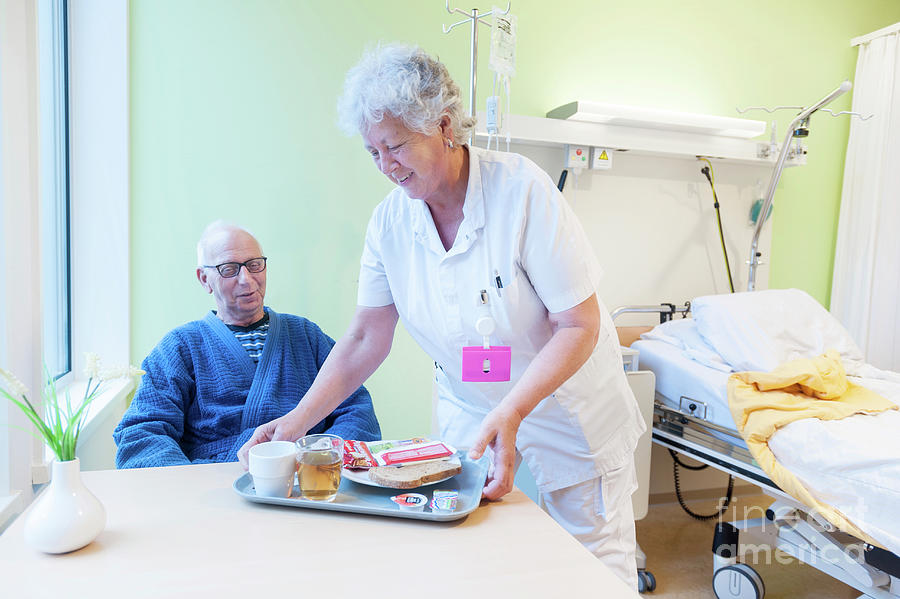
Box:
[692,289,864,372]
[640,318,733,372]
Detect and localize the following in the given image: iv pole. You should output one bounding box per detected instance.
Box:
[746,80,852,291]
[443,1,510,143]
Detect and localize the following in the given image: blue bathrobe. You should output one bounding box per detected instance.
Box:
[113,308,381,468]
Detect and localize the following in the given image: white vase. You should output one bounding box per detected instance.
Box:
[23,458,106,554]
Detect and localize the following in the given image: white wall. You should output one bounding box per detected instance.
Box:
[508,143,773,314]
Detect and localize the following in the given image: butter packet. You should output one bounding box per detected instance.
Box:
[431,489,459,512]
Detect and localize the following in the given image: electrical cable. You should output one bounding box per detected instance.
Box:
[669,449,735,521]
[661,162,737,521]
[698,158,735,293]
[665,160,736,521]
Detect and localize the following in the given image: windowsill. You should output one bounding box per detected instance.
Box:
[77,377,136,439]
[0,491,22,534]
[32,377,136,482]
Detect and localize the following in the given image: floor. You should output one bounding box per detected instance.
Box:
[635,492,863,598]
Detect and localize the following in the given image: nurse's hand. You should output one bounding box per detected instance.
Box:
[237,412,308,470]
[468,404,524,500]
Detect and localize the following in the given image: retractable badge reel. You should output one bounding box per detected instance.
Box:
[461,290,511,382]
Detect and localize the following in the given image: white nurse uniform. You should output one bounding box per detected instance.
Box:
[357,145,644,588]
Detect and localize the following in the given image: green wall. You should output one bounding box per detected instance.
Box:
[130,0,900,438]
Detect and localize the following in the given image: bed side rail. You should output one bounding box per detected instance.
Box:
[610,302,691,324]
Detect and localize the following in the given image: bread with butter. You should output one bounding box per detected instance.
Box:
[367,460,462,489]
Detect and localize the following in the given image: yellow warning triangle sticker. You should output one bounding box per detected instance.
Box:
[599,150,609,161]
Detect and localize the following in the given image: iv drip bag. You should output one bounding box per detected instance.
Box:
[489,7,517,77]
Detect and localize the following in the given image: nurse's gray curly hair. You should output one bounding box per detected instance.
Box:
[337,44,476,144]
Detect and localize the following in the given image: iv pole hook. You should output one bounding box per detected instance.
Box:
[442,2,511,143]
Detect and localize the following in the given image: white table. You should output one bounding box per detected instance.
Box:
[0,463,640,598]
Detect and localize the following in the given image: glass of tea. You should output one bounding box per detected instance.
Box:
[295,434,343,502]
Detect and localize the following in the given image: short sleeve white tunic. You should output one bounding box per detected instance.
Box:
[358,146,645,493]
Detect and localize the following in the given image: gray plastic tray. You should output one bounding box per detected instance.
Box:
[233,454,489,522]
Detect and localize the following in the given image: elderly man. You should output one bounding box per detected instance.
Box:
[113,222,380,468]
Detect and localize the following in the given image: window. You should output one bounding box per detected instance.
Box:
[38,0,72,382]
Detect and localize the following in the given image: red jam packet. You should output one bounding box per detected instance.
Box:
[342,439,376,469]
[391,493,427,512]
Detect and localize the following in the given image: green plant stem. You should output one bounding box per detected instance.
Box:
[3,360,142,462]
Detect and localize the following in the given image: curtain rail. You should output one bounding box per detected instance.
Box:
[851,21,900,47]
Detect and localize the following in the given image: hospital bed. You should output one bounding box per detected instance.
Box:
[615,289,900,599]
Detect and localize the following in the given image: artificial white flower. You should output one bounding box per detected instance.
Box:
[127,365,146,378]
[0,367,29,398]
[83,352,101,379]
[100,366,125,380]
[100,364,146,380]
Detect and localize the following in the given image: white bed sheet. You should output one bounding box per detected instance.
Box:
[633,333,900,555]
[774,408,900,555]
[632,338,734,431]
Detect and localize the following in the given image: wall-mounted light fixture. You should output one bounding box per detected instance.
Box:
[547,101,766,139]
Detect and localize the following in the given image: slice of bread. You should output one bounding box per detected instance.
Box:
[367,460,462,489]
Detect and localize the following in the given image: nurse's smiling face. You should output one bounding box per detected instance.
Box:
[362,115,454,204]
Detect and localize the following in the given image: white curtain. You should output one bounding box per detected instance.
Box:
[831,29,900,371]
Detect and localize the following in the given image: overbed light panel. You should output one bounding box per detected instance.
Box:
[547,101,766,139]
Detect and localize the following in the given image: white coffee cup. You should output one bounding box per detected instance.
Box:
[249,441,298,498]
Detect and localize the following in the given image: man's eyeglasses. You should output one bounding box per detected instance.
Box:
[202,257,267,278]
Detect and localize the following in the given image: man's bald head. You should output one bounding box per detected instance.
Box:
[197,221,263,267]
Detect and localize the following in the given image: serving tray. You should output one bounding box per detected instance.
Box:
[233,453,489,522]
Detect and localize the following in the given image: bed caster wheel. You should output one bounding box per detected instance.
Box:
[713,563,765,599]
[637,569,656,593]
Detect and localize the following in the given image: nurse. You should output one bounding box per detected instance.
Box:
[238,44,645,588]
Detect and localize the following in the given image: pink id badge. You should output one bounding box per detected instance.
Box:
[461,346,511,382]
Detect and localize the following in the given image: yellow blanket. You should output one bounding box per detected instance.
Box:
[728,350,897,543]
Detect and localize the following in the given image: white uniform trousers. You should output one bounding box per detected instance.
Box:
[543,460,639,591]
[438,400,639,590]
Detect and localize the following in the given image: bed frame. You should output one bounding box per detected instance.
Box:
[615,305,900,598]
